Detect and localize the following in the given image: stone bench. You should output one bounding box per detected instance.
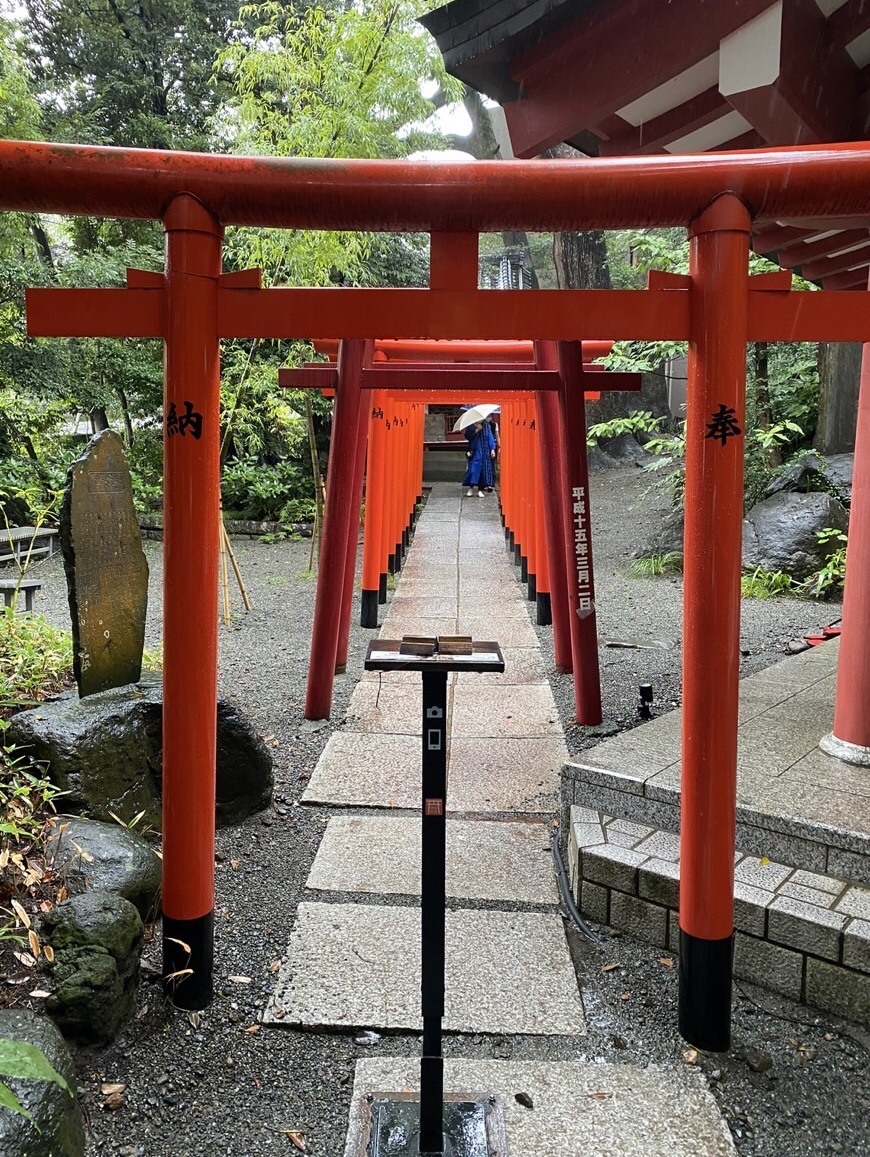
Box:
[567,804,870,1026]
[0,526,59,565]
[0,577,42,612]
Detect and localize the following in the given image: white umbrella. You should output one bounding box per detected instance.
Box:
[452,404,500,432]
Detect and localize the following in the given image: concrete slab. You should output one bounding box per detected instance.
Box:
[344,1059,736,1157]
[306,815,557,904]
[455,646,548,686]
[345,683,423,735]
[448,737,564,813]
[267,903,585,1035]
[302,732,420,808]
[451,684,562,738]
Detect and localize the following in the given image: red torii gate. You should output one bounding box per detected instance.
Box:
[280,335,642,726]
[6,139,870,1053]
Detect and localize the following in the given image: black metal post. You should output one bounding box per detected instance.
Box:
[420,669,448,1155]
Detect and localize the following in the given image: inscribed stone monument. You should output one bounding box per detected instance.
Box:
[60,430,149,697]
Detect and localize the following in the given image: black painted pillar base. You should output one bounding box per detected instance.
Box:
[402,527,409,550]
[507,530,514,553]
[513,544,522,567]
[361,588,379,628]
[679,929,733,1052]
[163,910,214,1010]
[378,573,388,603]
[537,591,552,626]
[387,552,397,575]
[527,573,537,601]
[520,555,528,583]
[396,540,404,568]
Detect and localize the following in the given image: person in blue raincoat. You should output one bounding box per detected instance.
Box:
[462,420,496,497]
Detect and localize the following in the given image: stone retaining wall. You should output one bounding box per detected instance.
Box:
[568,805,870,1026]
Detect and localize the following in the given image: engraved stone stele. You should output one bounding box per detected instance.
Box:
[60,430,149,697]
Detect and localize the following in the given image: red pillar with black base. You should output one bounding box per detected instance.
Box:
[161,195,222,1010]
[679,194,751,1052]
[361,390,387,628]
[336,347,372,671]
[557,341,602,725]
[534,343,572,672]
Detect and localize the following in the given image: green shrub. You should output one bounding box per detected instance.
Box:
[741,567,797,599]
[587,410,664,449]
[627,552,683,577]
[0,609,73,710]
[805,527,848,599]
[221,457,309,522]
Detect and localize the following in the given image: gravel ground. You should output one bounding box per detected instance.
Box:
[26,464,865,1157]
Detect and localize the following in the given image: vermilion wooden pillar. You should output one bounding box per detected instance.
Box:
[532,400,552,625]
[557,340,602,725]
[305,338,366,719]
[534,342,572,672]
[823,291,870,764]
[361,390,387,627]
[161,194,223,1010]
[336,344,373,672]
[679,194,751,1052]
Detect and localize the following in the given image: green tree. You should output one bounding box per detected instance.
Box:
[24,0,239,151]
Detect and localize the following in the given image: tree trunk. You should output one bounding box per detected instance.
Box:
[815,342,862,454]
[90,407,110,433]
[115,385,135,447]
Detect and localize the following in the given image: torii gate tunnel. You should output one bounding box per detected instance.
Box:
[5,140,870,1052]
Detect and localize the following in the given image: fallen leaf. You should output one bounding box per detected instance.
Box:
[101,1083,126,1096]
[43,945,54,963]
[514,1091,534,1109]
[285,1129,307,1153]
[29,989,51,999]
[39,901,53,913]
[760,856,770,866]
[683,1048,700,1065]
[187,1010,203,1029]
[659,957,674,968]
[269,960,281,974]
[12,951,36,969]
[28,930,41,958]
[587,1092,612,1101]
[230,859,241,870]
[620,992,630,1001]
[601,962,620,973]
[243,1025,260,1034]
[11,899,31,929]
[229,975,252,985]
[166,937,192,955]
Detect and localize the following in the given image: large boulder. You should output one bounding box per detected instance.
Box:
[763,452,825,498]
[599,433,650,466]
[742,491,850,581]
[824,453,855,506]
[45,816,161,918]
[6,675,273,829]
[0,1008,84,1157]
[40,891,143,1045]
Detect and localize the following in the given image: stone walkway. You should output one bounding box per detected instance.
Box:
[265,483,735,1154]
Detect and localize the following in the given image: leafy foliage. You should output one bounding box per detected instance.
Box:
[741,568,797,599]
[0,610,73,711]
[805,528,848,599]
[627,552,683,578]
[587,410,663,448]
[0,1037,71,1122]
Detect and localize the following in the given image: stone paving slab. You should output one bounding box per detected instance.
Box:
[303,732,564,813]
[306,815,557,904]
[345,683,423,735]
[344,1059,736,1157]
[448,737,564,813]
[452,684,562,738]
[266,903,585,1035]
[302,732,420,808]
[454,646,548,686]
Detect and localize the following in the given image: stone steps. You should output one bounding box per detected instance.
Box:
[567,804,870,1026]
[562,759,870,888]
